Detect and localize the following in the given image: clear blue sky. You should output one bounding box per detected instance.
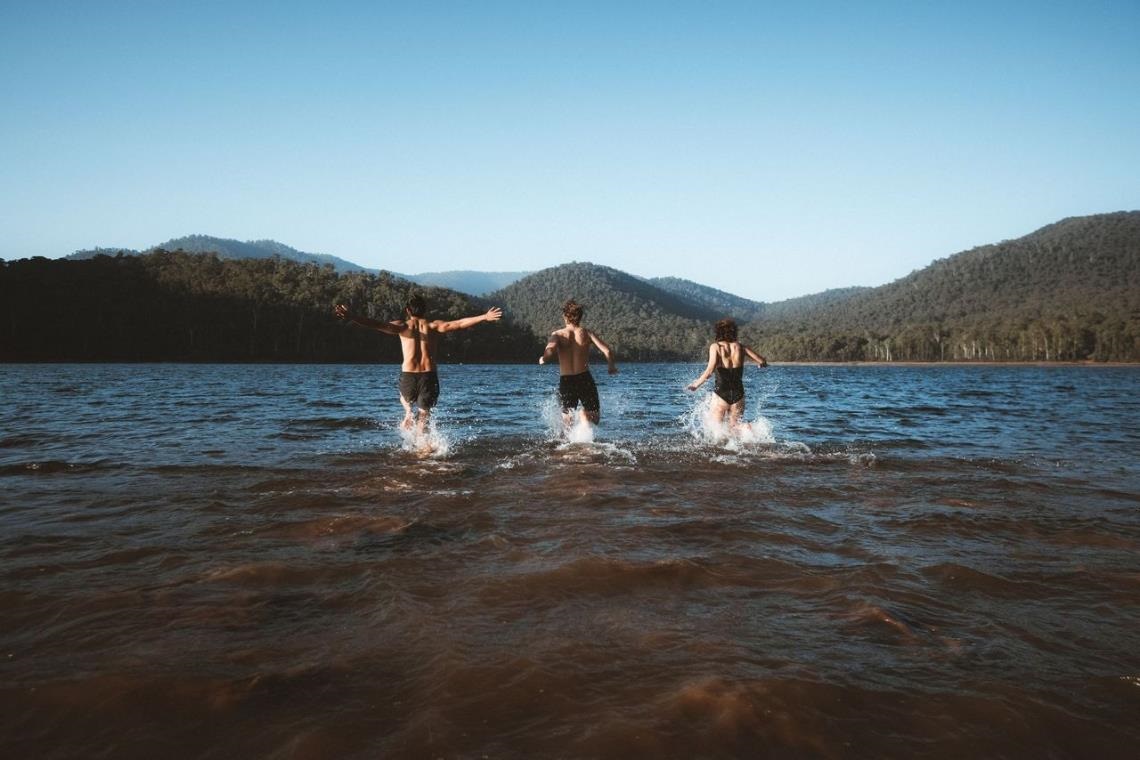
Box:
[2,1,1137,301]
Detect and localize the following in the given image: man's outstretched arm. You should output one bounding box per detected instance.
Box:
[334,304,404,335]
[433,307,503,333]
[588,331,618,375]
[539,334,558,365]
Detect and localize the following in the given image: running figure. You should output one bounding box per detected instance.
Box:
[540,299,618,428]
[335,296,502,436]
[686,318,768,431]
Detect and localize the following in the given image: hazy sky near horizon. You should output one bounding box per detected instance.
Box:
[2,1,1137,302]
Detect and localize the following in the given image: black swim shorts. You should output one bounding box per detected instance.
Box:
[558,370,600,413]
[399,371,440,409]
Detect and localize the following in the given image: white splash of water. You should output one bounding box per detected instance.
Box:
[681,393,775,449]
[539,394,565,439]
[534,390,640,463]
[539,393,596,444]
[565,414,596,444]
[397,416,451,458]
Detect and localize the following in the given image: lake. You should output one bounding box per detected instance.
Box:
[2,363,1139,758]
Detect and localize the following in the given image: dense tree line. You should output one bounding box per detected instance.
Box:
[3,212,1137,363]
[748,212,1140,362]
[0,251,539,362]
[757,286,871,321]
[494,213,1139,363]
[649,278,872,324]
[492,262,717,360]
[648,277,765,321]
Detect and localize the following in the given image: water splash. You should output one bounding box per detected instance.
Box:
[534,390,641,464]
[539,394,566,438]
[680,393,775,448]
[565,414,596,444]
[539,393,596,444]
[397,416,452,458]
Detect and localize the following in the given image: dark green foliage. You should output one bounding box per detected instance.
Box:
[5,212,1138,363]
[649,277,766,321]
[760,287,871,321]
[649,277,870,323]
[492,262,728,360]
[749,212,1140,361]
[0,251,538,362]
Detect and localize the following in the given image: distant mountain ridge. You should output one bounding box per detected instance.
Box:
[403,270,531,296]
[36,210,1140,362]
[645,277,872,322]
[490,212,1138,361]
[754,212,1140,330]
[64,236,539,293]
[58,234,863,315]
[68,235,373,274]
[494,266,880,359]
[760,286,873,321]
[648,277,765,321]
[748,211,1140,360]
[493,262,727,359]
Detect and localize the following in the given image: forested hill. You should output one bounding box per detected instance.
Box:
[648,277,766,321]
[750,211,1140,361]
[1,251,537,362]
[491,263,738,360]
[4,212,1138,362]
[68,235,373,274]
[760,287,871,321]
[649,277,870,323]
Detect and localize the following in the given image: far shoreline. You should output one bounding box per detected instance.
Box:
[2,359,1138,367]
[768,360,1140,367]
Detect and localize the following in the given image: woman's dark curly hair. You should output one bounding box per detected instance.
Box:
[715,318,738,343]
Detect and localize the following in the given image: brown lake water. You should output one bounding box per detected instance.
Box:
[2,363,1139,758]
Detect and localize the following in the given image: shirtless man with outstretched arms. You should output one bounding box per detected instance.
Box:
[539,299,617,427]
[335,295,501,436]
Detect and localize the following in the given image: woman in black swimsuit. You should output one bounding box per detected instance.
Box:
[686,318,768,431]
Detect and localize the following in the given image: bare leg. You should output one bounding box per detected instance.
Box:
[399,394,414,430]
[729,401,747,430]
[729,400,749,434]
[584,408,599,425]
[416,408,431,439]
[707,397,730,430]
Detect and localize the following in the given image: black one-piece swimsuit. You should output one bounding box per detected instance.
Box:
[714,364,745,405]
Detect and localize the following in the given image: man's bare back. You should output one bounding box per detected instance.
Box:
[393,316,436,372]
[539,300,617,427]
[544,325,615,376]
[334,299,501,436]
[335,305,501,372]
